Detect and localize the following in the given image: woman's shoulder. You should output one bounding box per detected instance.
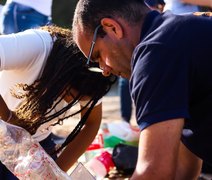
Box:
[23,28,52,39]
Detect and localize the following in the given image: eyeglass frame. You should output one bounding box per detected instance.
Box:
[86,24,102,67]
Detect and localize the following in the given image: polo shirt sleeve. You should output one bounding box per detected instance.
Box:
[0,29,53,71]
[131,43,190,130]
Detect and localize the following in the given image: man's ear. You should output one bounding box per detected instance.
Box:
[100,18,123,39]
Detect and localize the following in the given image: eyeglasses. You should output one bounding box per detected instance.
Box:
[86,25,103,73]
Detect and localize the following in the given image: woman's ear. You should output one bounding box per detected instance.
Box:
[100,18,123,39]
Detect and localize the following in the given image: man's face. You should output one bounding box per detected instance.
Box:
[74,25,132,79]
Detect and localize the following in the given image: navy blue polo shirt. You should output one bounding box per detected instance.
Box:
[130,10,212,163]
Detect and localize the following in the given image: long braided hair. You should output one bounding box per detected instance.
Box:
[12,25,116,151]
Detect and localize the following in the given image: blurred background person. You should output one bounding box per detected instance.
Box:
[180,0,212,11]
[162,0,200,14]
[118,77,133,124]
[145,0,165,12]
[0,0,52,34]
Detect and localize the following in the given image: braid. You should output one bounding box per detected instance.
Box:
[12,25,116,135]
[55,71,115,153]
[54,97,98,154]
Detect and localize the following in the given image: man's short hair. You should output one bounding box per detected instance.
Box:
[72,0,147,34]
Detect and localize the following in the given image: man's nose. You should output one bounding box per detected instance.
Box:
[102,66,111,77]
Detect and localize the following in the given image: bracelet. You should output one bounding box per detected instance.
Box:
[6,111,13,122]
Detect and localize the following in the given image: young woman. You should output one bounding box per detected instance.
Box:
[0,25,115,179]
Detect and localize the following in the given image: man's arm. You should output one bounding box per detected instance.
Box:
[56,103,102,172]
[131,118,184,179]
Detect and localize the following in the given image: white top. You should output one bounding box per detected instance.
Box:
[7,0,52,16]
[163,0,199,14]
[0,29,53,141]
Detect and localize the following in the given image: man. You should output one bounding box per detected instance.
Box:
[72,0,212,179]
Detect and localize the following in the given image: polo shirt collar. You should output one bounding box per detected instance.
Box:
[140,10,160,41]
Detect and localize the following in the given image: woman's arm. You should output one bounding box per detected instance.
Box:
[56,103,102,172]
[181,0,212,8]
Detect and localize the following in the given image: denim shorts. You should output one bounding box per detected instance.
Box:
[0,2,51,34]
